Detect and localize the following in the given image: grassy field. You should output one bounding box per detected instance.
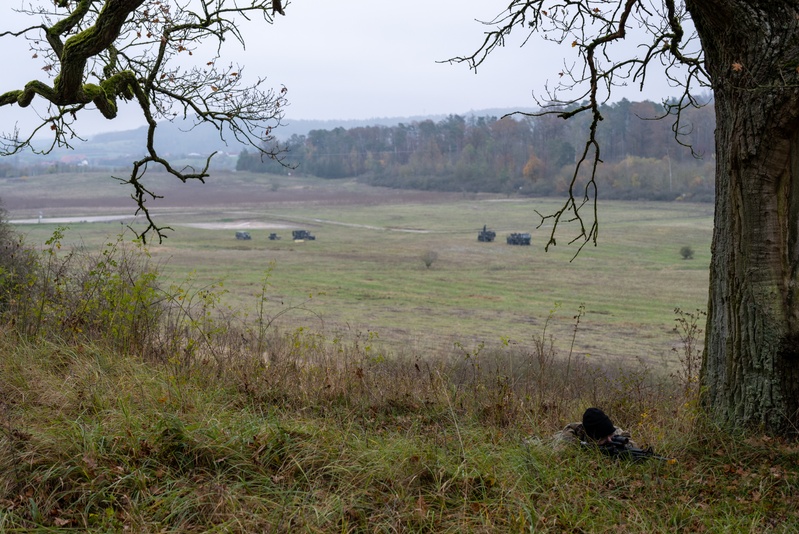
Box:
[6,174,712,363]
[6,172,799,533]
[5,171,712,367]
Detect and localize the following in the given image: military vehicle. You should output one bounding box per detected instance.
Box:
[268,233,281,240]
[506,232,531,245]
[292,230,316,241]
[235,231,252,240]
[477,225,496,242]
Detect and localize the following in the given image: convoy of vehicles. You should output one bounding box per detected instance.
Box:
[478,225,532,245]
[234,230,317,241]
[238,226,530,246]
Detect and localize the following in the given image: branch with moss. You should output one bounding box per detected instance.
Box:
[1,0,289,242]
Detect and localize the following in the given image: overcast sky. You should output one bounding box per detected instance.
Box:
[259,0,557,120]
[236,0,682,121]
[3,0,682,135]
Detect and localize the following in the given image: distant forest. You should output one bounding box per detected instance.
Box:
[238,98,716,201]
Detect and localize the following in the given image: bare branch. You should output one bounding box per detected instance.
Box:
[450,0,708,256]
[1,0,289,242]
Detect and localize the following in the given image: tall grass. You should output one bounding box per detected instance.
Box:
[1,225,797,532]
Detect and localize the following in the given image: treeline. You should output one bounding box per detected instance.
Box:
[237,98,716,201]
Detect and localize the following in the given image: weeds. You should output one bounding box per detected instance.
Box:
[0,204,37,318]
[673,307,706,403]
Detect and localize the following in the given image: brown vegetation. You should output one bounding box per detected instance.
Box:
[0,215,797,531]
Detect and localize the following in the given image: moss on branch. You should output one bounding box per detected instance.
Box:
[0,0,145,118]
[0,80,57,108]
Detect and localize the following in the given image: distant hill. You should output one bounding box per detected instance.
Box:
[6,109,535,170]
[271,109,537,139]
[88,108,537,144]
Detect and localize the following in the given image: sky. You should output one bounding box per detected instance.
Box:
[2,0,683,136]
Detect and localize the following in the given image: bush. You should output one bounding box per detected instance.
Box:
[421,250,439,269]
[680,245,694,260]
[0,202,37,316]
[3,227,164,354]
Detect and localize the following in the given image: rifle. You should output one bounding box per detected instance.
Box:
[582,435,674,462]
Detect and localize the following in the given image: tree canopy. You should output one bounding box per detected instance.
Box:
[0,0,289,240]
[237,103,715,201]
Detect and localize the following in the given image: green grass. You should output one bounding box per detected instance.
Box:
[1,179,797,531]
[9,173,712,366]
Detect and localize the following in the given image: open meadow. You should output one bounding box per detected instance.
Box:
[7,172,799,533]
[4,170,712,368]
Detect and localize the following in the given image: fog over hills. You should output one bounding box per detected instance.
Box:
[9,109,535,168]
[88,108,536,146]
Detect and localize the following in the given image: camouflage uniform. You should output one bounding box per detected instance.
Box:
[552,422,637,450]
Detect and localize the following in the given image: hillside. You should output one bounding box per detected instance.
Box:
[2,100,716,203]
[4,108,534,171]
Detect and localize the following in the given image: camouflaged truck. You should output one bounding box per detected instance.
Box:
[506,232,531,245]
[292,230,316,241]
[478,225,497,242]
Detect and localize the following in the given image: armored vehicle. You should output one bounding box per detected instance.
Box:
[477,225,496,242]
[235,231,252,240]
[506,232,531,245]
[292,230,316,241]
[268,233,281,240]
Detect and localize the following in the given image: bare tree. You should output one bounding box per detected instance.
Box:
[456,0,799,435]
[0,0,289,241]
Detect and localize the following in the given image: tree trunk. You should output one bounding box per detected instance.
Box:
[688,0,799,433]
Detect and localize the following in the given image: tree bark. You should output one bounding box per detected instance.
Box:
[55,0,145,106]
[688,0,799,433]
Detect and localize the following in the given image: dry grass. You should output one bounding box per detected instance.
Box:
[4,175,794,532]
[2,316,798,532]
[0,229,795,531]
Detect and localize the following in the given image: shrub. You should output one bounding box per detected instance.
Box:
[4,227,164,354]
[0,202,37,316]
[421,250,439,269]
[679,245,694,260]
